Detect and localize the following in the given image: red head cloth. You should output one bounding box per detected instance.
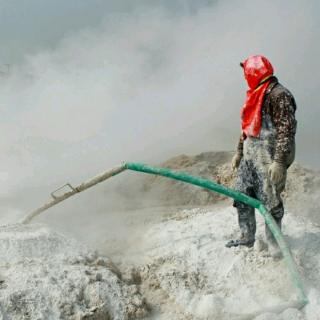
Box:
[240,55,274,137]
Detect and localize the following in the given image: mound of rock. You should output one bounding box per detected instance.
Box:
[3,151,318,320]
[0,224,148,320]
[284,164,320,225]
[133,152,320,214]
[139,151,235,207]
[136,206,320,320]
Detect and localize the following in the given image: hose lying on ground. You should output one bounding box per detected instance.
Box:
[20,162,308,311]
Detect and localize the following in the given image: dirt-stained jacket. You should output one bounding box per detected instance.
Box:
[237,77,297,166]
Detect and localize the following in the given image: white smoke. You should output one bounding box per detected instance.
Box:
[0,0,318,203]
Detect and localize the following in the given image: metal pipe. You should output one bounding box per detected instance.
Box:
[21,164,126,224]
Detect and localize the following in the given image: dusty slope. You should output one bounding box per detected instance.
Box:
[0,224,148,320]
[137,152,235,206]
[133,205,320,320]
[1,151,320,320]
[137,152,320,213]
[110,152,320,319]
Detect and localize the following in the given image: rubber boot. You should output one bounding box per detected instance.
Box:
[226,206,256,248]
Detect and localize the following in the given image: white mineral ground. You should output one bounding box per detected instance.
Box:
[1,152,320,320]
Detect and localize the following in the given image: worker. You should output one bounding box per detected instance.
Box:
[226,55,297,250]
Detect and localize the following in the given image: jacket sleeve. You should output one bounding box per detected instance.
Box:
[272,91,297,164]
[236,132,246,156]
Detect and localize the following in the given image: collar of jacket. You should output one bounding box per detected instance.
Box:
[265,76,279,94]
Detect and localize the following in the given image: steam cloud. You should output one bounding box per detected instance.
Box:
[0,0,319,219]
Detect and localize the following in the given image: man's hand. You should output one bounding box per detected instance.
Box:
[268,162,286,185]
[231,152,242,171]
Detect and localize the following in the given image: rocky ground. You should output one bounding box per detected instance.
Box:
[1,151,320,319]
[0,224,148,320]
[133,205,320,320]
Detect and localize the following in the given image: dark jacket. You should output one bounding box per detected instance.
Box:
[237,77,297,166]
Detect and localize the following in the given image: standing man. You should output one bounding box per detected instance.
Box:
[226,55,297,249]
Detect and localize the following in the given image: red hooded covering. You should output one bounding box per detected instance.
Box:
[241,55,274,137]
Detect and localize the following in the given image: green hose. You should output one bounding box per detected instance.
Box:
[125,162,308,308]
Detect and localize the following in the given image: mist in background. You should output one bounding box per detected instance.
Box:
[0,0,319,225]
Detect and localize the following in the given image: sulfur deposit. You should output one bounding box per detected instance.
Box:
[0,224,147,320]
[1,152,320,319]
